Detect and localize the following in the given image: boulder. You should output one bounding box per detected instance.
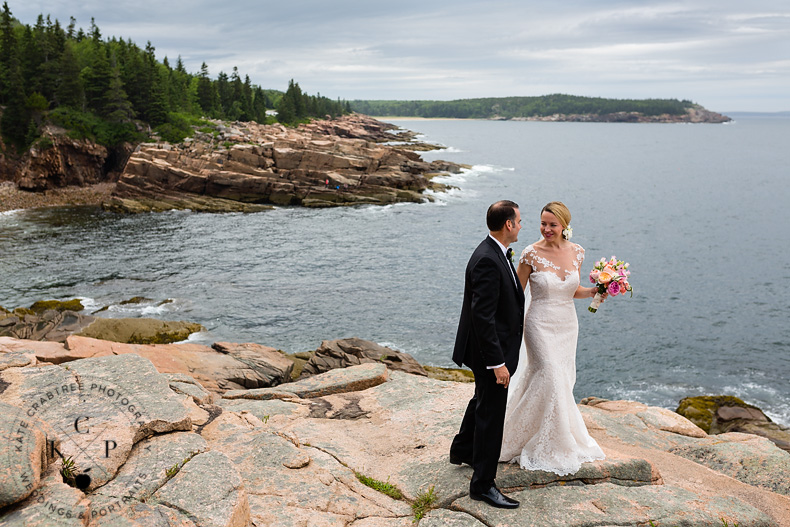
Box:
[677,395,790,452]
[299,337,426,378]
[0,354,191,492]
[64,335,288,393]
[76,317,204,344]
[0,309,96,342]
[0,402,51,508]
[223,362,389,400]
[212,341,294,387]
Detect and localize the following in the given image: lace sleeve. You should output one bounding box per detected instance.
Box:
[519,245,536,270]
[573,244,585,270]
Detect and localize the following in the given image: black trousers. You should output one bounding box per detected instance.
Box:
[450,367,508,494]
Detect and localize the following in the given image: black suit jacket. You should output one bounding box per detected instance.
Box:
[452,236,525,374]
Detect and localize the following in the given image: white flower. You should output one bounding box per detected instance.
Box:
[562,225,573,240]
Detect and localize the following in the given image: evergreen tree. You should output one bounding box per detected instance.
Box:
[216,70,230,117]
[1,57,31,148]
[0,1,16,104]
[103,53,133,122]
[251,85,267,123]
[81,41,110,113]
[55,41,82,108]
[196,62,213,114]
[66,16,75,39]
[146,64,169,126]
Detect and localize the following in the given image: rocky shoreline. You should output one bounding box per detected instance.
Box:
[0,181,115,213]
[1,114,463,215]
[2,304,790,526]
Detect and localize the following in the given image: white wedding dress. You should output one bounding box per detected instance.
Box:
[499,243,605,475]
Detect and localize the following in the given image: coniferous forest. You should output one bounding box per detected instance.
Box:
[350,94,697,119]
[0,3,350,152]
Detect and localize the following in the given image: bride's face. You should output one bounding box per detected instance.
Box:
[540,211,563,242]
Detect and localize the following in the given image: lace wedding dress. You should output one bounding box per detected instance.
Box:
[499,243,605,475]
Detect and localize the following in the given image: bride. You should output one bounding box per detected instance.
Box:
[499,201,605,475]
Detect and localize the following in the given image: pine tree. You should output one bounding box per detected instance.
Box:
[196,62,213,115]
[1,57,31,148]
[216,70,230,117]
[0,1,17,104]
[81,40,111,113]
[146,64,168,126]
[103,53,134,122]
[55,41,83,108]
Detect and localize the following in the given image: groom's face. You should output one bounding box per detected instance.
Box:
[506,208,522,245]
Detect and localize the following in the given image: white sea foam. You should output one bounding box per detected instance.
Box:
[140,304,175,316]
[435,146,464,153]
[75,296,101,312]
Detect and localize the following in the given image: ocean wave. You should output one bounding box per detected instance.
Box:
[423,186,476,205]
[435,146,464,153]
[0,209,23,216]
[90,298,179,317]
[75,296,101,312]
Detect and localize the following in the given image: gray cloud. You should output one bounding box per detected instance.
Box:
[10,0,790,111]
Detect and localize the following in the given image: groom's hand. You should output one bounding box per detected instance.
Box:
[493,365,510,388]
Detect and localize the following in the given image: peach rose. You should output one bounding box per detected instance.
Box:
[597,271,613,284]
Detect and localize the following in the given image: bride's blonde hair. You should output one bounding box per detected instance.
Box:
[541,201,571,238]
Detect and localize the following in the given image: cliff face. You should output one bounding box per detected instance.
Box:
[0,125,132,191]
[104,114,460,213]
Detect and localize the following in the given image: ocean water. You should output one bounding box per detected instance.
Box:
[1,116,788,424]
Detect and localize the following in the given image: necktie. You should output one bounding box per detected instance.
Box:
[505,248,518,286]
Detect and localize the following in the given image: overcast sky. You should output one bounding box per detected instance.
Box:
[8,1,790,112]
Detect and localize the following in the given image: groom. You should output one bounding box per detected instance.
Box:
[449,200,525,509]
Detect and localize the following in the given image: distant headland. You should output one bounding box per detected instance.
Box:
[350,94,732,123]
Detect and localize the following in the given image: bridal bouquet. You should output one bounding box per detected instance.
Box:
[588,256,632,313]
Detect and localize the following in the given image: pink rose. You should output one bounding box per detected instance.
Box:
[589,270,600,283]
[607,281,621,296]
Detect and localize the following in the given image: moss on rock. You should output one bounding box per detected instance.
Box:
[77,317,203,344]
[676,395,763,433]
[119,296,152,305]
[424,365,474,383]
[29,299,84,313]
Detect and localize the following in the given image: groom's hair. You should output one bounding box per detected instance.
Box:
[486,200,519,231]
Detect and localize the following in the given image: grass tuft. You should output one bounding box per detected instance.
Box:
[411,485,436,522]
[354,472,403,500]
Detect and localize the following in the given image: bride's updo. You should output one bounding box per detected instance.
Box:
[541,201,572,239]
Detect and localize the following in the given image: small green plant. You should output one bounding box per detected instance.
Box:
[165,463,180,478]
[164,450,201,479]
[721,520,739,527]
[354,472,403,500]
[261,414,270,424]
[411,485,436,521]
[60,456,76,481]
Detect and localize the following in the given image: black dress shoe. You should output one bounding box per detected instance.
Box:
[469,486,519,509]
[449,453,472,466]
